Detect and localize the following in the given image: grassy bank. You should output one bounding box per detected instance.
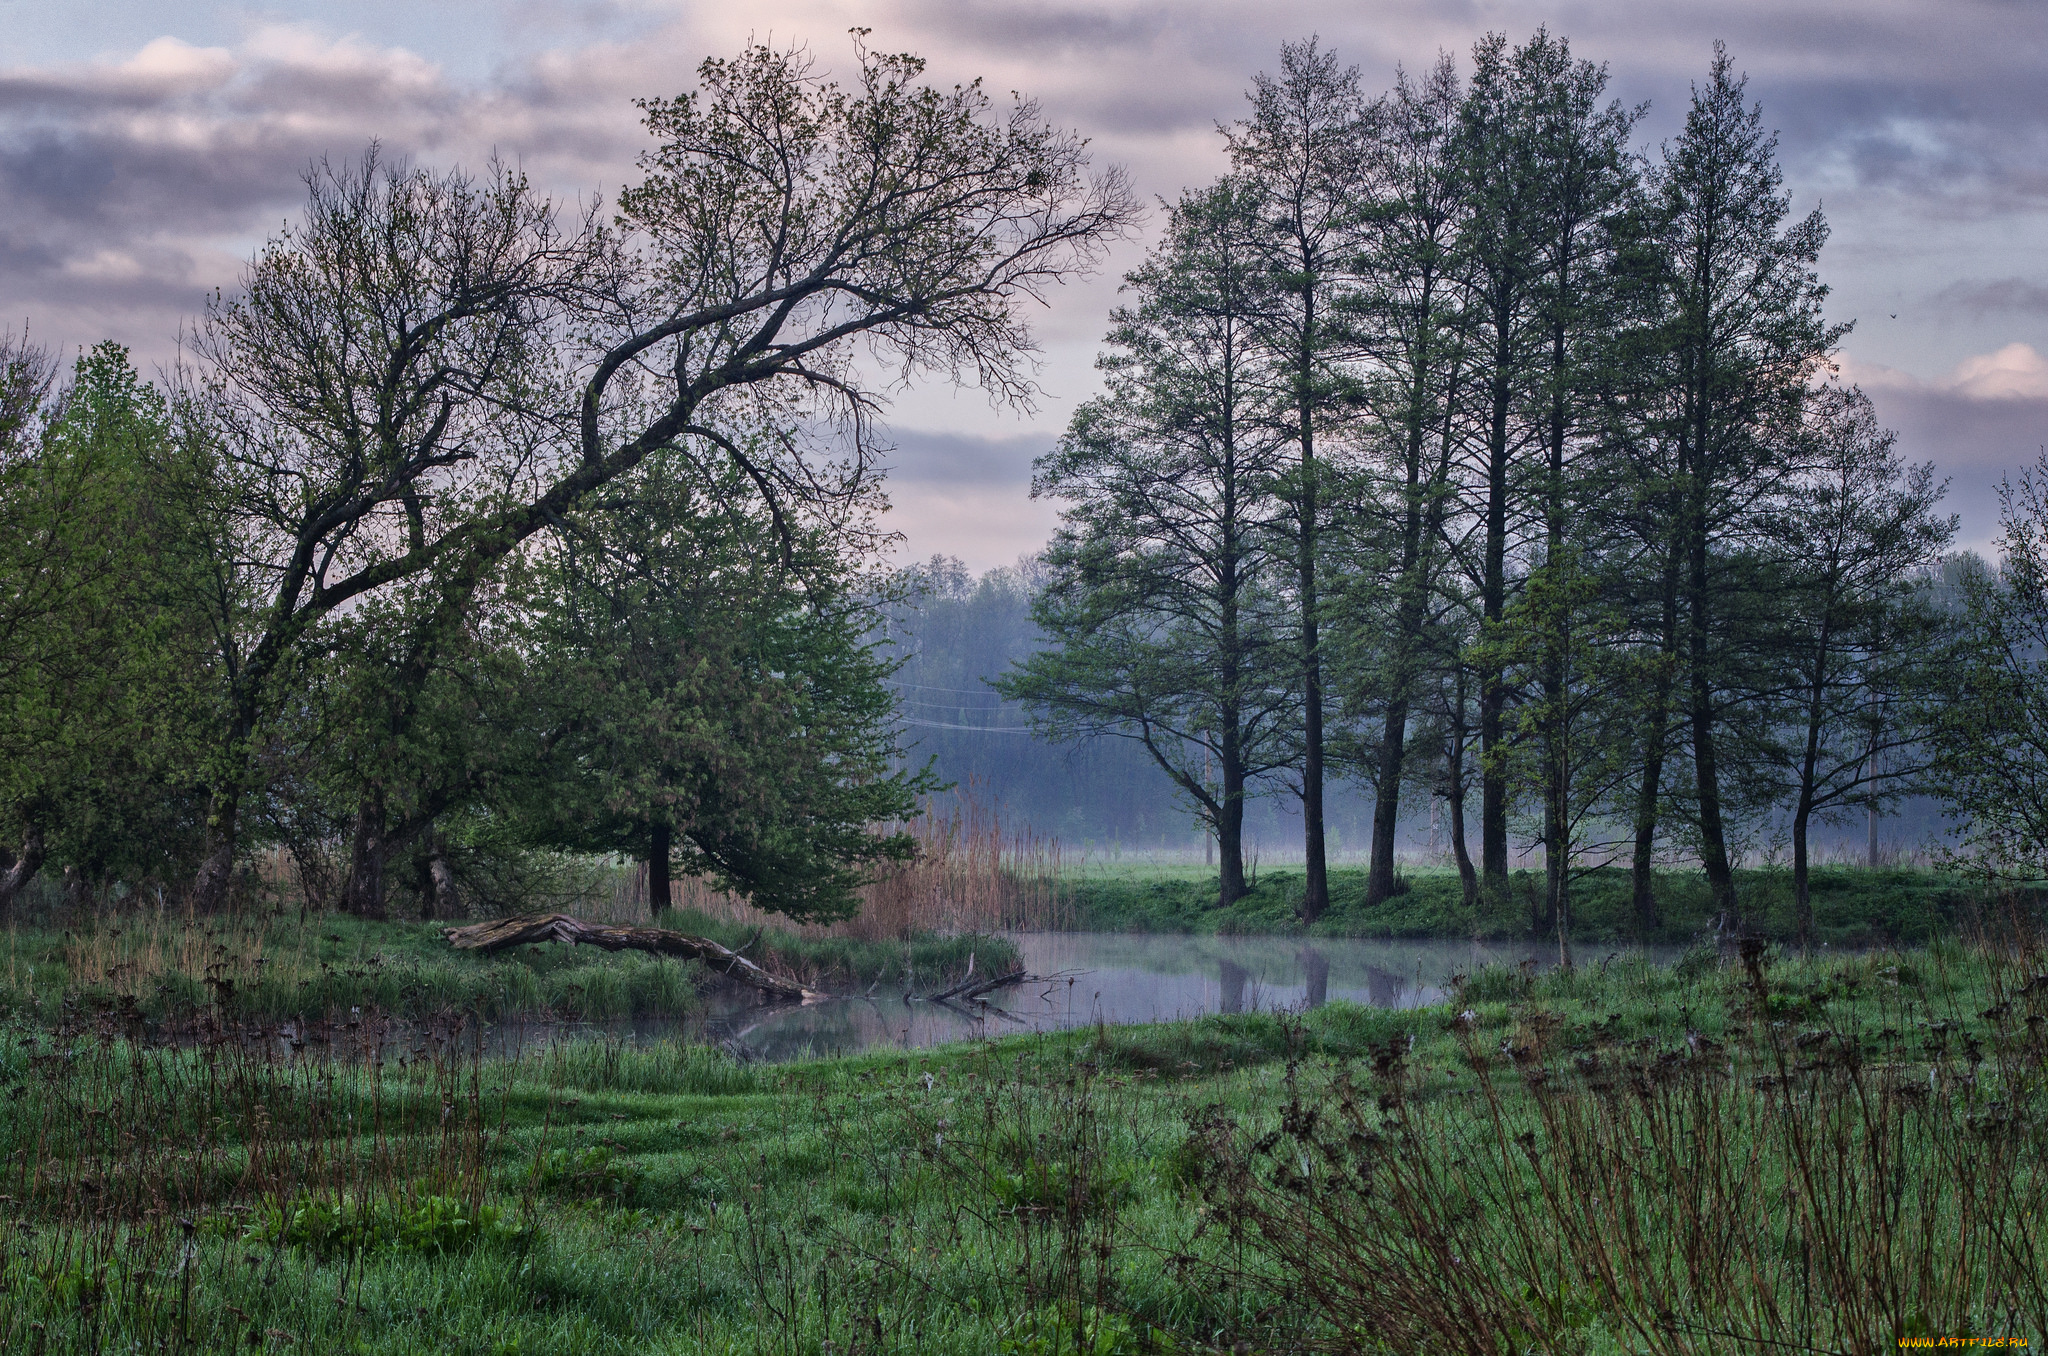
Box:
[1,936,2041,1352]
[0,907,1009,1023]
[1064,861,2003,944]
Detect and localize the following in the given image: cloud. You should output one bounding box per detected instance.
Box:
[880,428,1051,490]
[0,22,649,357]
[1945,344,2048,401]
[5,3,2047,563]
[1841,345,2048,551]
[1932,278,2048,320]
[874,427,1059,571]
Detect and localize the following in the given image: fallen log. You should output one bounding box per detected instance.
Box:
[442,914,826,1002]
[927,967,1033,1003]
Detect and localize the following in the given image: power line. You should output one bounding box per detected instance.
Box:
[895,697,1024,712]
[884,679,1008,697]
[896,716,1038,734]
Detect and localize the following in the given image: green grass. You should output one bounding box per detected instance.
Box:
[1063,862,2004,944]
[0,908,1011,1024]
[654,907,1008,992]
[1,937,2041,1352]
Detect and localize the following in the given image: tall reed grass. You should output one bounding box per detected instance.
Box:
[1190,936,2048,1353]
[607,785,1070,937]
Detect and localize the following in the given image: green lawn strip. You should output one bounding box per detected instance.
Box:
[1064,862,2003,944]
[0,911,1012,1023]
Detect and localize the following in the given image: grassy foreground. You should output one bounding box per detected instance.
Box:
[1065,862,2000,945]
[0,907,1005,1023]
[1,935,2042,1353]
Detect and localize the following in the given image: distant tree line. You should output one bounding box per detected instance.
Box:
[0,37,1137,923]
[879,553,1377,849]
[1002,32,2045,944]
[5,30,2046,941]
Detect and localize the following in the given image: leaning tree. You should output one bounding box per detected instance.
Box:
[186,36,1138,908]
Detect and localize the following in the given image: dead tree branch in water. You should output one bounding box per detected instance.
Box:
[442,913,826,1002]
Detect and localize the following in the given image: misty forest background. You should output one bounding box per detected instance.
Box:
[1,29,2046,948]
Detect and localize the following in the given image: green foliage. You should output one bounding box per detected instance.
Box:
[1934,460,2048,881]
[532,1146,646,1203]
[246,1193,531,1259]
[0,342,225,892]
[1006,182,1297,906]
[503,451,931,923]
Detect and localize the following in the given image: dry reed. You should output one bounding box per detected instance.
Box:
[604,785,1070,937]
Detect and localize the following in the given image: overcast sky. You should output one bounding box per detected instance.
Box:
[5,0,2046,569]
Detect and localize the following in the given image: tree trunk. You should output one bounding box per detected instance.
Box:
[1629,733,1667,933]
[1687,523,1739,929]
[1446,672,1480,913]
[1479,355,1513,909]
[1366,371,1441,908]
[1217,729,1249,908]
[429,843,458,919]
[1629,553,1680,934]
[1365,699,1408,907]
[444,913,824,1002]
[192,788,240,913]
[1793,659,1829,953]
[342,791,389,920]
[1300,946,1329,1009]
[1219,959,1249,1014]
[1793,800,1813,951]
[415,824,458,921]
[1447,787,1478,913]
[0,824,46,916]
[1539,789,1561,941]
[648,819,673,917]
[1297,300,1329,923]
[1542,284,1572,966]
[1299,491,1328,922]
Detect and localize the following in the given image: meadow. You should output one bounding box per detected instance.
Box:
[1,927,2040,1354]
[1061,861,1996,946]
[0,904,1004,1025]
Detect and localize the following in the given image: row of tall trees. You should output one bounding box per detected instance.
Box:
[1008,33,1962,943]
[0,38,1137,921]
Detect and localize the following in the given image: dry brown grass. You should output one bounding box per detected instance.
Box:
[50,902,314,998]
[602,786,1070,937]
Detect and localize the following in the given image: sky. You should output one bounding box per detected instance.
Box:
[4,0,2046,570]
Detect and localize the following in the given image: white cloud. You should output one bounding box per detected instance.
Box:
[1946,343,2048,400]
[6,4,2048,561]
[1840,342,2048,401]
[113,37,236,94]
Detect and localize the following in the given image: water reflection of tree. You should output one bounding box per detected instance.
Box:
[1219,959,1250,1013]
[1299,946,1329,1008]
[1365,965,1405,1008]
[728,998,987,1061]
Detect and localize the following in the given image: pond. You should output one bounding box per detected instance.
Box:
[238,934,1689,1065]
[676,932,1691,1062]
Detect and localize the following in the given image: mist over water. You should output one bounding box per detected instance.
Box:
[582,934,1690,1062]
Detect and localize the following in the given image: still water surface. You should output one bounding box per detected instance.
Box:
[492,933,1686,1064]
